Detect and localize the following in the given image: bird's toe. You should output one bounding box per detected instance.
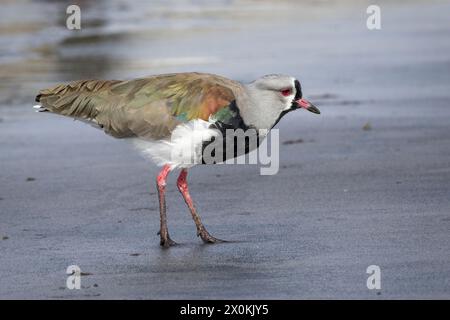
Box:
[198,230,226,244]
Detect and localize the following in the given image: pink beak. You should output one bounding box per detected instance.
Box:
[295,98,321,114]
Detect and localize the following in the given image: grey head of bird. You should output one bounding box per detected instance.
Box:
[237,74,320,131]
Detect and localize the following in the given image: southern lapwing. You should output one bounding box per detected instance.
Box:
[34,72,320,247]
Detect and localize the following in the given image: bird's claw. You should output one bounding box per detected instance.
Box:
[197,229,226,244]
[159,230,177,248]
[160,237,177,248]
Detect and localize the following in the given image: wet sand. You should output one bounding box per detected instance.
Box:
[1,1,450,298]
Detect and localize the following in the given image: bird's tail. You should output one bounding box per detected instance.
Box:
[33,79,119,119]
[32,104,48,112]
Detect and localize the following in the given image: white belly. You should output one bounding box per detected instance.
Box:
[132,119,220,169]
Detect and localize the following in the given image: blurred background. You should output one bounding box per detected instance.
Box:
[4,0,448,107]
[0,0,449,299]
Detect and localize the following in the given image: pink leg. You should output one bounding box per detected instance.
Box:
[177,169,224,244]
[156,164,176,247]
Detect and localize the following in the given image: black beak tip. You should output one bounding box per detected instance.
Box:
[307,106,321,115]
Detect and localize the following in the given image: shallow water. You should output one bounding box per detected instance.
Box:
[0,0,379,109]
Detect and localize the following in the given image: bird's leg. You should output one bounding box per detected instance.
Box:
[177,169,224,244]
[156,164,177,247]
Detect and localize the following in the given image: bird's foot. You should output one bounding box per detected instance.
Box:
[158,231,177,248]
[198,229,226,244]
[160,236,177,248]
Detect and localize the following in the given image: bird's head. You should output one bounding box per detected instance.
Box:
[241,74,320,130]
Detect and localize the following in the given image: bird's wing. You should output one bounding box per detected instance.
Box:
[36,73,240,140]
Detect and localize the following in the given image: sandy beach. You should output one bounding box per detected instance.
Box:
[0,0,449,298]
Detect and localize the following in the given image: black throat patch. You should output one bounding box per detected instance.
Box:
[201,100,260,164]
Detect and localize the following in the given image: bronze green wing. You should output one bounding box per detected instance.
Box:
[36,72,239,140]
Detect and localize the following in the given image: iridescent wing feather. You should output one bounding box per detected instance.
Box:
[36,73,239,140]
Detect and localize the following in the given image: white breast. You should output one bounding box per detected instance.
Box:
[132,119,220,169]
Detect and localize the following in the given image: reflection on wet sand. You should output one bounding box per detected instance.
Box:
[0,0,343,108]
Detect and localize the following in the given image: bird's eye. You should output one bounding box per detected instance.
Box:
[280,88,292,96]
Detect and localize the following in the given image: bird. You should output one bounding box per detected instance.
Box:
[34,72,320,247]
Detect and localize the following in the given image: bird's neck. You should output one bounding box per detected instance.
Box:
[237,85,280,132]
